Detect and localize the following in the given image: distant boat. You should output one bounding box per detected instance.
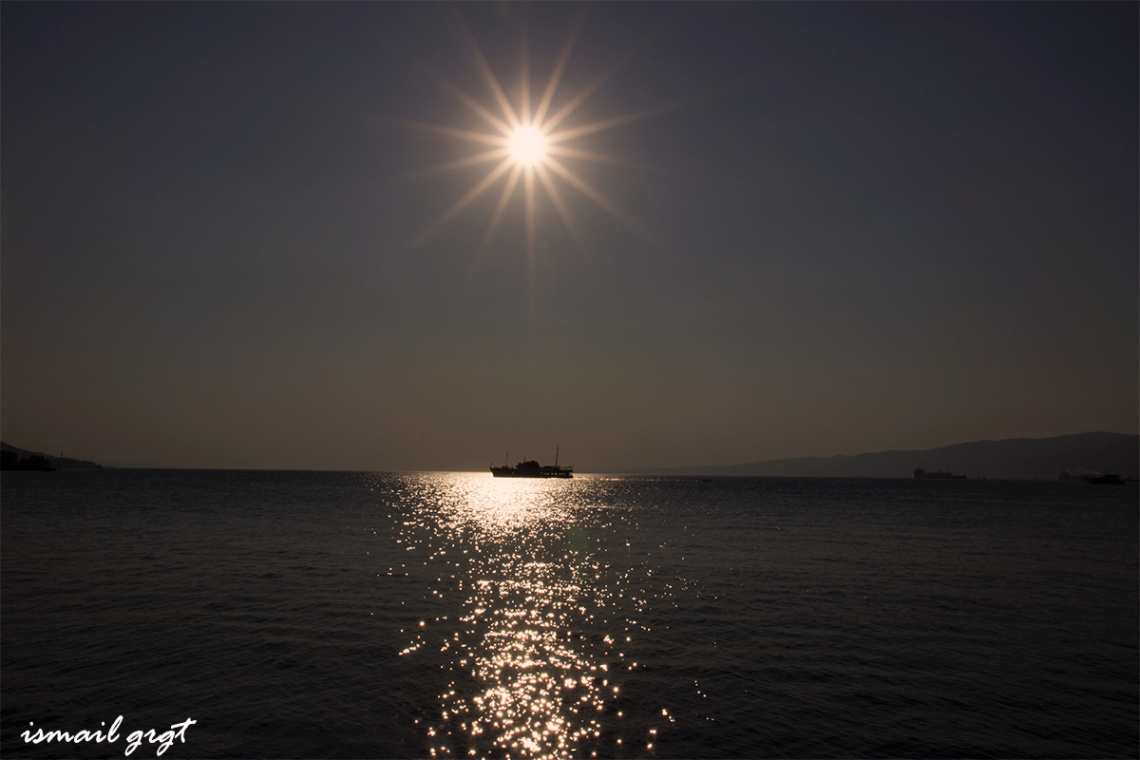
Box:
[913,468,966,479]
[1085,472,1125,485]
[491,447,573,479]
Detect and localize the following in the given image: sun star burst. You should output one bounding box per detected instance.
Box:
[391,9,670,266]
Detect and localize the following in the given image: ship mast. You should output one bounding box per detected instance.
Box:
[555,445,559,468]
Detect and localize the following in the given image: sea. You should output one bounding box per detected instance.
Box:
[2,469,1136,759]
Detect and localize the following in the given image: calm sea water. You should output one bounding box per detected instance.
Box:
[2,470,1136,759]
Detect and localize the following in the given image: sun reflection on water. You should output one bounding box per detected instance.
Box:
[390,473,657,759]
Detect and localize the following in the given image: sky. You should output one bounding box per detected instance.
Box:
[2,2,1137,472]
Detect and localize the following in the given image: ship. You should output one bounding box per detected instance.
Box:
[913,468,966,479]
[491,447,573,478]
[1085,472,1124,485]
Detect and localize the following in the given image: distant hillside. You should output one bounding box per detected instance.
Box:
[644,432,1139,480]
[0,442,103,470]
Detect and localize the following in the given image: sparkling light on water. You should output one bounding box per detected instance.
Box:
[391,474,660,759]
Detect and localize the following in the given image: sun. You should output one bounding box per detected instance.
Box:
[508,125,547,166]
[385,8,676,268]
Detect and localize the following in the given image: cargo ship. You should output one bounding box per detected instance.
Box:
[1085,472,1124,485]
[491,447,573,478]
[913,468,966,479]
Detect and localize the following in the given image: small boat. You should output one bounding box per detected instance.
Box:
[913,468,966,479]
[491,447,573,479]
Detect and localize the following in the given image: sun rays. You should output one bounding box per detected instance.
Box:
[391,9,667,266]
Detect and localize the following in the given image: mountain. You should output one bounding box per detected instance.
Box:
[0,442,103,470]
[642,432,1139,480]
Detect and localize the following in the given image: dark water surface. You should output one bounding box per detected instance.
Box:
[2,470,1136,758]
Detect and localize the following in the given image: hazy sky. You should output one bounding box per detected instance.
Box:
[3,2,1137,472]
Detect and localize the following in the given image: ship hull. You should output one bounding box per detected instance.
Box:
[491,466,572,479]
[1086,473,1124,484]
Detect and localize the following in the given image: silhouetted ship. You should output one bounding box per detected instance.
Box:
[1085,472,1124,485]
[913,468,965,479]
[491,447,573,478]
